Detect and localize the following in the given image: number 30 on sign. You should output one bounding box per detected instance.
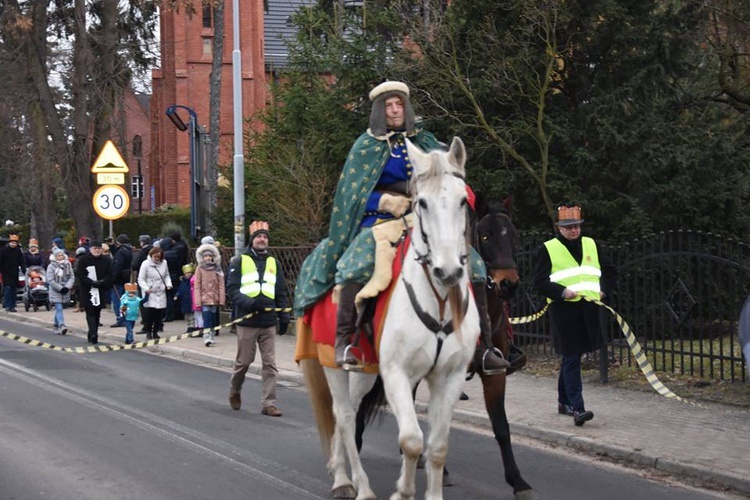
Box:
[92,184,130,220]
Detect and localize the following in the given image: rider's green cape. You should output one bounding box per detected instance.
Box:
[293,128,442,316]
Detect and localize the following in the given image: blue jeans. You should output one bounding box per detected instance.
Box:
[125,320,135,344]
[3,285,17,310]
[53,302,65,327]
[558,354,585,411]
[201,305,218,329]
[111,284,125,323]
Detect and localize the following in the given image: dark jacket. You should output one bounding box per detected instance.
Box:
[24,251,46,269]
[533,234,617,355]
[0,245,26,286]
[111,243,133,285]
[75,252,113,309]
[227,247,290,328]
[174,276,194,314]
[160,238,181,283]
[131,244,152,274]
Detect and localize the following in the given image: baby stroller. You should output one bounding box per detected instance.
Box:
[23,266,50,312]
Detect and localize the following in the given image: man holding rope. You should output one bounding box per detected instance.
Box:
[533,203,617,426]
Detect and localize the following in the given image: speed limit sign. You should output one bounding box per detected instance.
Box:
[92,184,131,220]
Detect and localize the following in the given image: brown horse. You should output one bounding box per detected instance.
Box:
[355,195,533,499]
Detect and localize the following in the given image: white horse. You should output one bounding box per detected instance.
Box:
[299,136,478,500]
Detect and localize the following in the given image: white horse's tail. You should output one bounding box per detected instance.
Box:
[300,357,335,457]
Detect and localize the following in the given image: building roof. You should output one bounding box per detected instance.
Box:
[265,0,314,70]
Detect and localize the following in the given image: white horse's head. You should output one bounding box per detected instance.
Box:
[406,137,469,288]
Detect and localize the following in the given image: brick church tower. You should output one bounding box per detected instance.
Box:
[150,2,267,208]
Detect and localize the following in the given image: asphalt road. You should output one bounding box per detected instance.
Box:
[0,319,738,500]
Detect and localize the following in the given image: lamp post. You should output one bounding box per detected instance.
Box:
[165,104,204,241]
[232,0,245,255]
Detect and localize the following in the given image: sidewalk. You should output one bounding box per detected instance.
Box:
[2,305,749,496]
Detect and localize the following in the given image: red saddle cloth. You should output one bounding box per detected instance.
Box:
[298,234,411,371]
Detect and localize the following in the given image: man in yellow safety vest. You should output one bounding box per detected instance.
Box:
[532,204,617,426]
[226,221,290,417]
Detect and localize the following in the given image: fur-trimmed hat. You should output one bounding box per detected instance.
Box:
[28,238,38,248]
[124,283,138,293]
[556,204,584,226]
[249,221,270,241]
[368,81,416,137]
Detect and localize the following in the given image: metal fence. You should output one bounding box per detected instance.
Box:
[511,230,750,383]
[222,229,749,382]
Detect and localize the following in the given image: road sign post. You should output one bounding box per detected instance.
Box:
[91,141,130,227]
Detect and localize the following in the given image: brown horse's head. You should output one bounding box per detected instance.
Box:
[474,195,520,299]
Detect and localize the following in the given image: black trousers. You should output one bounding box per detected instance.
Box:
[85,306,102,343]
[142,307,165,338]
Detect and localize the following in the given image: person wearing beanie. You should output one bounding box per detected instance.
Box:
[293,80,509,374]
[75,240,113,344]
[200,236,215,246]
[46,248,74,335]
[0,234,26,311]
[193,243,224,346]
[532,203,618,427]
[131,235,153,285]
[226,221,289,417]
[24,238,45,269]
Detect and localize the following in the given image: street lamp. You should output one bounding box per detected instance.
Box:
[165,104,205,241]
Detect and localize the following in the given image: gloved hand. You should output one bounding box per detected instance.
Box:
[378,193,410,218]
[59,286,69,295]
[278,321,290,336]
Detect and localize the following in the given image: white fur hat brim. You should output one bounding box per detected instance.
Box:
[369,81,409,101]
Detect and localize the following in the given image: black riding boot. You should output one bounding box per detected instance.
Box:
[334,282,365,371]
[473,282,510,376]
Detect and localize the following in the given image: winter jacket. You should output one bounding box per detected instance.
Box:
[193,243,225,308]
[0,245,26,286]
[112,243,133,285]
[46,258,74,304]
[119,293,143,321]
[131,244,152,274]
[75,252,113,309]
[137,255,172,309]
[227,247,289,328]
[533,234,617,355]
[24,251,46,269]
[159,238,181,284]
[174,276,194,314]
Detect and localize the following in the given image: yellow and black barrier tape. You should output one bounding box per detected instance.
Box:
[508,299,703,407]
[0,307,292,354]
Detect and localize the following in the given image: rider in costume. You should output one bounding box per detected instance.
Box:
[294,81,509,375]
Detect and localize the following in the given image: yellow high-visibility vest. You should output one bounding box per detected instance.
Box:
[240,255,277,299]
[544,236,601,302]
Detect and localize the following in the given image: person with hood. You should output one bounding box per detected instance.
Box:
[137,246,173,340]
[110,234,133,327]
[24,239,45,269]
[46,248,74,335]
[0,234,25,312]
[193,242,225,346]
[75,240,113,344]
[227,221,289,417]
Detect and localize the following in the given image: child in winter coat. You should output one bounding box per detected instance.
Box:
[193,243,225,346]
[174,263,196,333]
[119,283,143,344]
[46,248,74,335]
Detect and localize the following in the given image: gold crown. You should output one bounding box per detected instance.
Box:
[249,220,269,235]
[124,283,138,293]
[28,238,38,247]
[556,205,584,226]
[9,234,19,241]
[182,263,195,274]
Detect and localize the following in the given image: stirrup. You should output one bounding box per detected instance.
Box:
[341,344,366,372]
[481,347,508,377]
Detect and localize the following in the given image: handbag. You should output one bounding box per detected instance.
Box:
[141,265,168,305]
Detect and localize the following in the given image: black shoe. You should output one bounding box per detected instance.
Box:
[573,410,594,426]
[152,333,161,340]
[110,322,125,328]
[8,308,17,312]
[558,403,575,416]
[136,329,148,334]
[473,346,511,376]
